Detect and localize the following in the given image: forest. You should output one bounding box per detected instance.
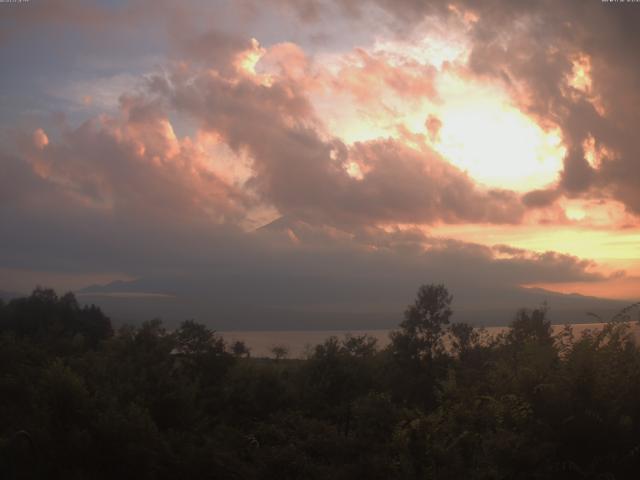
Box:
[2,285,640,479]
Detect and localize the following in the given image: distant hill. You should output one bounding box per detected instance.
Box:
[78,277,628,331]
[73,215,633,330]
[0,290,23,302]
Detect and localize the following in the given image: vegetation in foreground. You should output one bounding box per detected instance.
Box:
[1,285,640,479]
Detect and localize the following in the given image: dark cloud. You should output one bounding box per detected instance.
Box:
[456,0,640,214]
[273,0,640,218]
[154,59,524,226]
[522,188,561,209]
[0,98,252,277]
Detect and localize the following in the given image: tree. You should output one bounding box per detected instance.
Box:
[507,305,553,347]
[174,319,220,357]
[172,319,232,384]
[231,340,250,358]
[449,322,478,358]
[342,333,378,358]
[270,345,289,361]
[386,284,454,409]
[391,283,453,363]
[0,287,112,349]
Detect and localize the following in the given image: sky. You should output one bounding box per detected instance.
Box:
[1,0,639,329]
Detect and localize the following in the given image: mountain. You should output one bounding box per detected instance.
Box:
[78,276,626,331]
[74,217,630,330]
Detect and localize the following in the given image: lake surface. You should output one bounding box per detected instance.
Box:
[220,322,640,358]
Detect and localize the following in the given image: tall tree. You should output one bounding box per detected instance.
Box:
[391,283,453,363]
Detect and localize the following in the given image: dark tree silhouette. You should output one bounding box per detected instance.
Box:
[2,285,640,479]
[391,283,453,362]
[0,287,112,349]
[270,345,289,361]
[231,340,250,358]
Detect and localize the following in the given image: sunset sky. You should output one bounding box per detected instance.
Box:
[1,0,639,328]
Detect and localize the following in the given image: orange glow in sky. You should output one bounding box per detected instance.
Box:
[282,38,568,192]
[238,32,640,302]
[431,88,565,190]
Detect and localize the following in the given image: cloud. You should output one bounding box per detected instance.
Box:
[0,0,169,30]
[522,188,561,209]
[32,128,49,149]
[75,219,617,329]
[169,27,256,74]
[1,131,609,325]
[150,49,525,226]
[0,96,256,278]
[267,0,640,221]
[329,48,438,102]
[452,1,640,215]
[1,0,636,328]
[0,97,613,329]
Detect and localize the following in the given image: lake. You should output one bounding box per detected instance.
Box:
[220,321,640,358]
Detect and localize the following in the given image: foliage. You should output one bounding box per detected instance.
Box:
[2,285,640,479]
[392,283,453,363]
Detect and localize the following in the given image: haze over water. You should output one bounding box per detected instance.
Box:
[221,322,640,358]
